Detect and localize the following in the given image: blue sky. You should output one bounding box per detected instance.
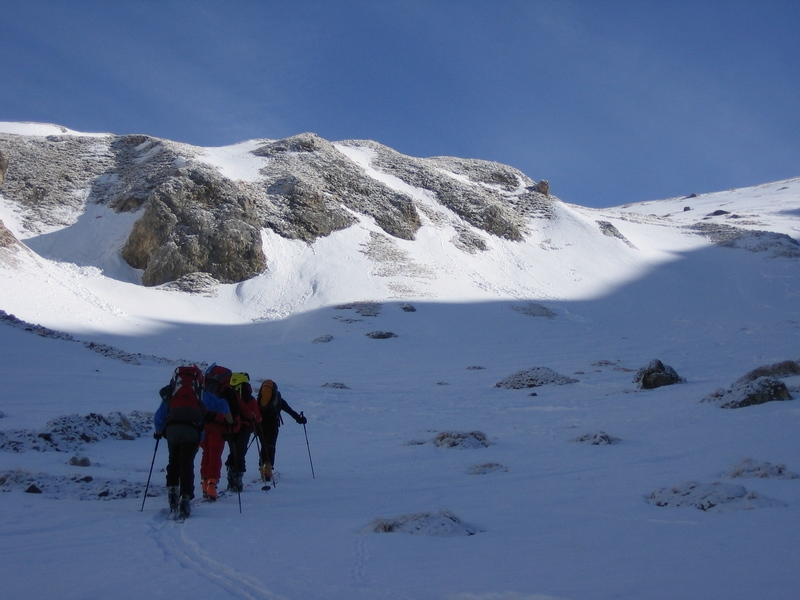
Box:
[1,1,798,208]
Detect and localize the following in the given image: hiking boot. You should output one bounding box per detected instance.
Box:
[233,472,244,493]
[201,479,209,500]
[179,495,191,519]
[206,478,218,502]
[167,486,180,511]
[226,466,238,492]
[260,462,273,482]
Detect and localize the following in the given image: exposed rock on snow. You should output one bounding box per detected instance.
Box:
[469,462,508,475]
[703,359,799,409]
[321,382,350,389]
[596,220,636,248]
[727,458,798,479]
[688,223,800,258]
[364,510,479,536]
[365,331,397,339]
[703,377,792,409]
[633,359,685,390]
[0,411,152,453]
[334,302,382,317]
[0,310,202,366]
[571,431,620,445]
[312,335,334,344]
[495,366,578,389]
[647,480,786,511]
[511,302,556,318]
[433,431,490,449]
[1,468,152,500]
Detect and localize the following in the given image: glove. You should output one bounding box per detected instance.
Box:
[296,415,307,425]
[153,431,163,440]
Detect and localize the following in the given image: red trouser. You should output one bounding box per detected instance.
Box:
[200,423,226,481]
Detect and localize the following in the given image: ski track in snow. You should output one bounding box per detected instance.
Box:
[149,512,283,600]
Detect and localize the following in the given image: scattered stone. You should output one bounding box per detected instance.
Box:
[400,303,417,312]
[365,331,397,339]
[647,480,786,512]
[364,511,478,536]
[495,366,578,389]
[69,456,92,467]
[703,377,792,409]
[596,221,636,248]
[707,209,730,216]
[633,359,685,390]
[321,382,350,389]
[687,223,800,258]
[312,335,334,344]
[25,484,43,494]
[433,431,489,449]
[466,366,486,370]
[0,411,153,453]
[571,431,620,445]
[727,458,798,479]
[511,302,556,318]
[335,302,382,317]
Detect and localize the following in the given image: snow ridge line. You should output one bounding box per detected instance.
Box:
[0,309,205,367]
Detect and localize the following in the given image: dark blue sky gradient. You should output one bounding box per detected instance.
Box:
[1,1,798,207]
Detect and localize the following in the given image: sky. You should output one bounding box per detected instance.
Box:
[1,0,798,208]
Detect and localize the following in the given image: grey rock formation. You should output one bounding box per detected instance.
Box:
[0,128,557,286]
[0,150,8,185]
[633,359,685,389]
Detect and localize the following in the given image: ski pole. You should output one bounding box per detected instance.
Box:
[301,412,315,479]
[230,433,242,513]
[140,437,160,511]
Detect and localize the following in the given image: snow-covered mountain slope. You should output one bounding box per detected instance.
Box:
[0,123,799,599]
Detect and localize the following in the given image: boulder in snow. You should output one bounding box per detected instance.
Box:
[633,359,685,390]
[495,366,578,389]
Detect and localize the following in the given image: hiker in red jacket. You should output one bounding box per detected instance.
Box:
[199,365,235,501]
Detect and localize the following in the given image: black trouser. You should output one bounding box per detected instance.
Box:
[165,424,200,498]
[225,427,252,473]
[260,419,280,467]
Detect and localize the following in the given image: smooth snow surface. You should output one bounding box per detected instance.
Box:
[1,130,799,599]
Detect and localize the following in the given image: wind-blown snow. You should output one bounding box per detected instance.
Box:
[1,126,799,599]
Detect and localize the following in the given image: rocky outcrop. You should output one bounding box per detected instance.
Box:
[120,165,265,286]
[0,128,558,286]
[702,360,798,408]
[633,359,685,390]
[0,150,8,185]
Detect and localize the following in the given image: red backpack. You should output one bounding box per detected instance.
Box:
[166,365,206,426]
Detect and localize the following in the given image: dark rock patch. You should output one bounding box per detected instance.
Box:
[571,431,620,445]
[495,367,577,389]
[433,431,489,449]
[633,359,685,390]
[365,331,397,339]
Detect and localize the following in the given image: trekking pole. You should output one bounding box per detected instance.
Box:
[230,435,242,513]
[140,437,160,511]
[301,412,315,479]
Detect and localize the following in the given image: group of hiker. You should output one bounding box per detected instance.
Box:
[152,363,306,519]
